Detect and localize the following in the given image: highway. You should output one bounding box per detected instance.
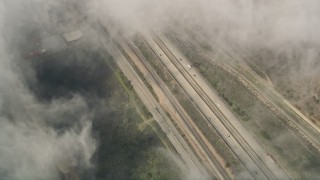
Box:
[118,39,233,179]
[96,32,210,178]
[142,32,290,180]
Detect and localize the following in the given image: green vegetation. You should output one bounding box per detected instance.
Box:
[246,46,320,124]
[115,69,153,119]
[260,130,271,140]
[33,41,181,179]
[116,70,133,90]
[93,64,182,179]
[119,46,159,102]
[166,32,320,179]
[132,149,181,180]
[133,35,243,176]
[246,62,268,81]
[133,35,176,85]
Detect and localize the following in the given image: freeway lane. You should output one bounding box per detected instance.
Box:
[98,36,210,178]
[154,34,289,179]
[155,34,292,179]
[119,39,232,179]
[143,32,290,180]
[90,21,215,178]
[142,33,266,179]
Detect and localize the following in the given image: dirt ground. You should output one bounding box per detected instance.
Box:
[246,46,320,127]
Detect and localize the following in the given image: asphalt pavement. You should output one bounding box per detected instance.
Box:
[142,32,290,180]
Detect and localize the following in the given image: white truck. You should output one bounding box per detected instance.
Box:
[187,64,192,69]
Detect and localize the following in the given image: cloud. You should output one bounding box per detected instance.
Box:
[1,0,319,179]
[0,117,95,180]
[0,1,96,179]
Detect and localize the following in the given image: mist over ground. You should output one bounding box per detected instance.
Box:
[1,0,319,179]
[94,0,320,99]
[0,1,99,179]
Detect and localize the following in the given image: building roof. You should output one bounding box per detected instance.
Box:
[63,30,83,43]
